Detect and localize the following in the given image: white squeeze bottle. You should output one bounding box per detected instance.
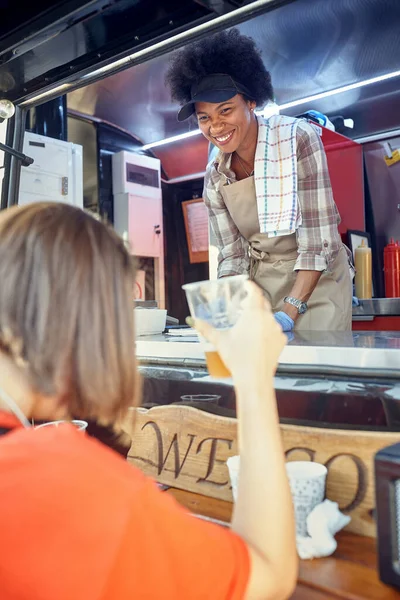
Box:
[354,239,372,299]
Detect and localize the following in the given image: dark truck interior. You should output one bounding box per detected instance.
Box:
[0,0,399,317]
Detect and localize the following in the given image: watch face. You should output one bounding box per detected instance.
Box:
[298,304,307,314]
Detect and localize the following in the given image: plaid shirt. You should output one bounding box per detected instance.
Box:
[203,120,343,278]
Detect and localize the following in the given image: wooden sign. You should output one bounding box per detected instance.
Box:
[182,199,209,263]
[124,405,400,538]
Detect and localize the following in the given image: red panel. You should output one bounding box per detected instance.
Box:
[320,126,365,235]
[154,135,208,179]
[352,317,400,332]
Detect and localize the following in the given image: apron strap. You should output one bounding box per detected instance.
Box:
[248,242,299,280]
[248,245,268,280]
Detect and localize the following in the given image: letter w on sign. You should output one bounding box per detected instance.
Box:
[125,405,237,498]
[123,405,400,538]
[134,420,196,478]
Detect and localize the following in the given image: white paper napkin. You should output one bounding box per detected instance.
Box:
[296,499,351,559]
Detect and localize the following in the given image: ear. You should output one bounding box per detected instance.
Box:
[247,99,257,112]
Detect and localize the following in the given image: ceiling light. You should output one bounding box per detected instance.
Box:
[142,129,202,150]
[81,57,131,80]
[278,70,400,110]
[0,99,15,120]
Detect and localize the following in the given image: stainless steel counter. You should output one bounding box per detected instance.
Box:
[137,331,400,429]
[353,298,400,317]
[136,330,400,378]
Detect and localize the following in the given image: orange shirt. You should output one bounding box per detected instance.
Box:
[0,414,249,599]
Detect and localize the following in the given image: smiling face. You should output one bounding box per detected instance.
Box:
[195,94,257,156]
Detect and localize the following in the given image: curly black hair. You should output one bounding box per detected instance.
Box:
[165,28,273,108]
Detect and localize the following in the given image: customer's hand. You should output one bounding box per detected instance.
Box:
[189,281,287,381]
[274,311,295,332]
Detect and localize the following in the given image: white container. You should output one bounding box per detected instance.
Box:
[134,308,167,336]
[286,461,328,537]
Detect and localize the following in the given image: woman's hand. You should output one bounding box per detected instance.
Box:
[188,281,287,382]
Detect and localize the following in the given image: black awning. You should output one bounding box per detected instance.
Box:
[0,0,285,105]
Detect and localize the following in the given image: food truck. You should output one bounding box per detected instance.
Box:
[0,1,400,595]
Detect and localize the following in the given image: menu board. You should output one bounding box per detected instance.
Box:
[182,199,209,264]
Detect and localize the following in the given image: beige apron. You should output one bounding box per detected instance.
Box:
[220,176,352,331]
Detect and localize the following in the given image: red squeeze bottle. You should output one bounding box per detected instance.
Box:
[384,238,400,297]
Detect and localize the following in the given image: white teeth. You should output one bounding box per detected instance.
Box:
[215,131,233,142]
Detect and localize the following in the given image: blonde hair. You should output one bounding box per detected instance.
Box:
[0,202,137,421]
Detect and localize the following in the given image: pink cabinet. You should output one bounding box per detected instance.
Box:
[114,192,162,258]
[128,194,162,258]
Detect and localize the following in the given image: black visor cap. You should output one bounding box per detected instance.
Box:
[177,74,253,122]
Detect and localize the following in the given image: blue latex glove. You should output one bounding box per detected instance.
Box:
[274,311,295,332]
[352,296,360,307]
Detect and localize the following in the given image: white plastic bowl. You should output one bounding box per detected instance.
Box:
[134,308,167,336]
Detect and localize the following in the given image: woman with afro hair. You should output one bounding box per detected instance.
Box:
[166,28,353,332]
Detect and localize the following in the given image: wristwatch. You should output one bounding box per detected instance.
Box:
[284,296,308,315]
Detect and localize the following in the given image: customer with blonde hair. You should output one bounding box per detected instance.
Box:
[0,202,297,599]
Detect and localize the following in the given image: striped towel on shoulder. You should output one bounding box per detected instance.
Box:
[254,114,301,237]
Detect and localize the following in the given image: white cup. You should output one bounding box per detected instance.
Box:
[286,461,328,537]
